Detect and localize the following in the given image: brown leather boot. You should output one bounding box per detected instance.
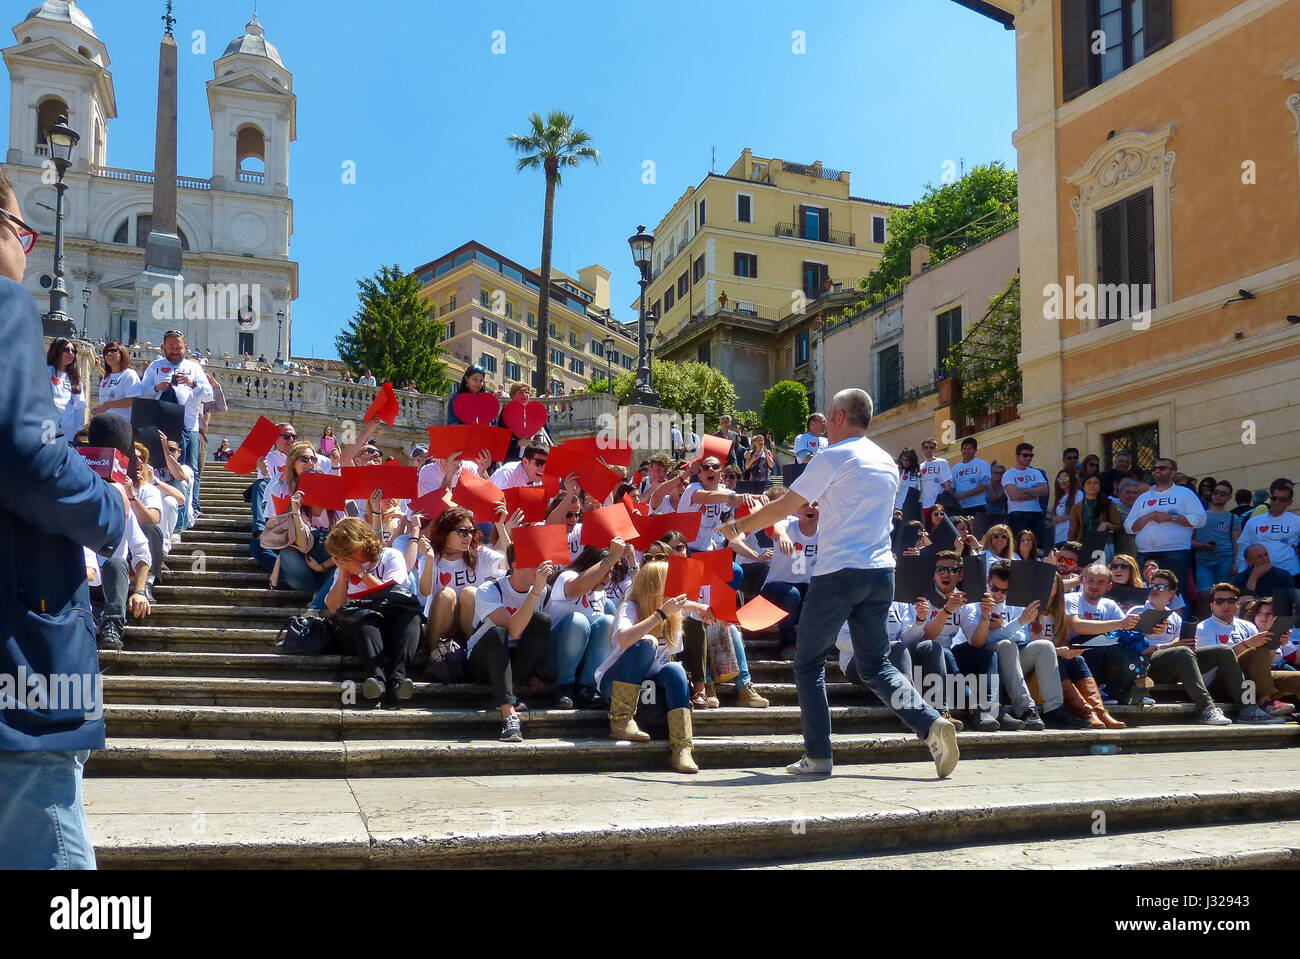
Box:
[1078,676,1126,728]
[1061,678,1103,728]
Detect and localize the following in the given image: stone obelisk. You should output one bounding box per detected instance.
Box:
[136,2,185,344]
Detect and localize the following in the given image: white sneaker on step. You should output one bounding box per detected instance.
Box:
[786,755,833,776]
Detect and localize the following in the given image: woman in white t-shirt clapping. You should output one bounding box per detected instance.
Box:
[91,340,141,423]
[595,559,710,773]
[546,539,625,710]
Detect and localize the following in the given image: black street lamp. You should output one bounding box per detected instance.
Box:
[602,334,615,394]
[45,115,79,339]
[627,225,659,407]
[80,287,90,340]
[276,310,285,365]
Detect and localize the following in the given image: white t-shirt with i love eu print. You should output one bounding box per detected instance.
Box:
[1237,511,1300,576]
[1195,616,1257,650]
[547,569,609,624]
[469,574,545,653]
[1063,591,1125,641]
[952,457,991,508]
[416,546,505,600]
[765,518,818,585]
[679,482,731,551]
[919,457,952,509]
[1002,466,1047,513]
[343,547,408,599]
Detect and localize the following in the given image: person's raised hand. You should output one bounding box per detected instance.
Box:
[494,501,509,523]
[1120,612,1142,630]
[608,537,627,564]
[980,593,995,618]
[660,594,689,616]
[533,562,555,589]
[1143,560,1159,581]
[476,448,493,474]
[563,472,581,497]
[1018,600,1041,625]
[368,489,384,513]
[947,590,967,612]
[915,597,931,621]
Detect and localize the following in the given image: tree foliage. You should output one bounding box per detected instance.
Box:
[855,163,1018,310]
[334,264,450,394]
[593,358,738,433]
[943,274,1022,423]
[761,381,811,444]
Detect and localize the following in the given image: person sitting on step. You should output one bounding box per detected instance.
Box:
[414,505,510,649]
[1028,572,1125,728]
[595,558,708,774]
[884,596,964,730]
[760,500,820,662]
[1193,582,1291,724]
[544,541,624,710]
[262,440,341,602]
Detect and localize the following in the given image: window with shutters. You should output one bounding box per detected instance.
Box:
[698,342,710,365]
[736,193,753,223]
[936,306,962,371]
[802,262,829,298]
[677,271,689,298]
[505,361,521,382]
[1095,188,1154,325]
[698,198,706,226]
[504,328,522,349]
[481,353,498,374]
[664,286,675,311]
[550,348,565,366]
[1062,0,1172,102]
[872,216,887,245]
[799,205,830,242]
[876,344,903,412]
[693,254,705,283]
[480,317,499,338]
[651,299,661,321]
[795,329,810,367]
[734,252,758,278]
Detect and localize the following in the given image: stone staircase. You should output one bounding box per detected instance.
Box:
[88,469,1300,868]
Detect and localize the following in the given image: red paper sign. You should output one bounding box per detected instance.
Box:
[692,434,732,466]
[693,548,736,585]
[735,595,790,632]
[271,494,291,516]
[579,502,640,547]
[343,464,418,501]
[622,493,647,518]
[450,470,506,523]
[224,416,281,475]
[298,472,347,510]
[364,382,401,426]
[410,487,455,520]
[78,447,131,485]
[452,391,501,425]
[426,424,512,463]
[511,524,572,569]
[629,511,702,552]
[504,485,549,524]
[706,573,739,623]
[502,400,548,439]
[563,436,634,469]
[664,555,704,602]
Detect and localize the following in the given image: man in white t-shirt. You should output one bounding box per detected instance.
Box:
[678,455,762,552]
[359,370,377,387]
[918,436,953,512]
[1002,442,1049,549]
[138,331,213,516]
[1193,583,1287,723]
[1236,480,1299,584]
[723,388,958,779]
[793,413,828,464]
[951,437,992,514]
[489,445,548,490]
[1124,456,1206,602]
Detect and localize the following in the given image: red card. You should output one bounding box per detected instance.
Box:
[410,487,454,520]
[664,555,704,602]
[450,470,505,523]
[629,511,702,552]
[502,400,548,439]
[692,434,732,466]
[343,464,418,501]
[453,391,501,425]
[504,485,549,524]
[299,472,347,510]
[543,442,593,488]
[225,416,281,475]
[579,502,640,547]
[735,595,790,632]
[622,493,647,518]
[565,436,634,469]
[694,547,735,585]
[364,382,401,426]
[706,573,739,623]
[271,494,291,516]
[426,424,512,464]
[512,524,571,569]
[78,447,131,485]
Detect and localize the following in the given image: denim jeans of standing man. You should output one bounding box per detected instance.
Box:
[0,749,96,869]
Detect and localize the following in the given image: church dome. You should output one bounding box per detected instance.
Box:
[24,0,98,38]
[221,15,284,69]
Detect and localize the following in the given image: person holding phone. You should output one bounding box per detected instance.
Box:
[1194,583,1290,722]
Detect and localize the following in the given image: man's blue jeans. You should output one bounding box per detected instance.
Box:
[181,428,201,515]
[1195,556,1234,593]
[761,581,807,650]
[1138,549,1194,603]
[796,567,939,759]
[0,749,96,869]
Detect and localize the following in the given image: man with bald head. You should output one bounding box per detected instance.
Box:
[0,168,128,867]
[723,388,958,778]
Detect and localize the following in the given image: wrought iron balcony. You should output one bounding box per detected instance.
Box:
[774,223,856,247]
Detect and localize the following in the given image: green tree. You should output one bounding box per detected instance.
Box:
[943,274,1022,424]
[855,163,1018,310]
[761,381,810,444]
[594,358,738,432]
[334,264,450,394]
[507,111,600,393]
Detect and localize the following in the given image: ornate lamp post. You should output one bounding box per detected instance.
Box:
[80,287,91,340]
[627,225,659,407]
[276,310,285,366]
[44,115,79,338]
[602,334,615,394]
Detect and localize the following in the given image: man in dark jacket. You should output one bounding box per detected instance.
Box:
[0,170,126,869]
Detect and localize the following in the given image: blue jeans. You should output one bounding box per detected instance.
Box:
[796,568,939,759]
[597,639,690,711]
[905,639,953,710]
[249,478,270,533]
[1058,655,1093,682]
[951,643,1000,715]
[0,749,96,869]
[181,428,201,514]
[1195,556,1234,593]
[761,581,807,650]
[549,611,613,687]
[705,625,753,689]
[278,543,331,595]
[1138,549,1194,603]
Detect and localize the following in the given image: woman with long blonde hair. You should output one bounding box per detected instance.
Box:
[1109,554,1145,587]
[261,440,339,597]
[979,523,1016,572]
[595,559,712,773]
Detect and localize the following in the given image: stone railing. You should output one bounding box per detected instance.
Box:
[539,392,617,435]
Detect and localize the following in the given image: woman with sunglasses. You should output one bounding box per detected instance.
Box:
[1079,454,1102,483]
[90,340,140,425]
[545,541,626,709]
[46,337,85,442]
[1108,554,1144,588]
[262,441,341,600]
[645,531,715,709]
[417,505,510,647]
[1051,469,1083,547]
[978,524,1017,573]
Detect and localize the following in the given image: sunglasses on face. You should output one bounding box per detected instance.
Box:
[451,527,475,537]
[530,458,547,467]
[565,512,580,519]
[992,534,1008,540]
[281,433,297,440]
[1151,584,1173,592]
[1213,597,1237,605]
[297,454,315,462]
[1,207,39,253]
[1057,558,1077,567]
[935,566,961,575]
[1109,563,1128,570]
[673,544,688,553]
[988,585,1008,595]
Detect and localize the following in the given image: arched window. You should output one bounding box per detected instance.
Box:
[35,97,69,153]
[236,124,266,177]
[111,214,191,251]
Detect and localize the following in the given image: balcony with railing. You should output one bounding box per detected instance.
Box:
[774,222,856,247]
[238,170,266,185]
[92,165,213,191]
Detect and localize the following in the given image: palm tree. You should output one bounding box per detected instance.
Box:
[507,111,599,393]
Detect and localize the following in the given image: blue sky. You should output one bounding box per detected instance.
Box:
[4,0,1017,359]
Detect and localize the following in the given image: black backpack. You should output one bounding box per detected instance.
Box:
[275,614,336,655]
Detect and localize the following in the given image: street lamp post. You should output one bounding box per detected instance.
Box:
[627,225,659,407]
[602,334,615,394]
[80,287,90,340]
[44,115,79,339]
[276,310,285,366]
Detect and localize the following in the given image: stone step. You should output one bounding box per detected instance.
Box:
[98,649,355,678]
[163,570,280,587]
[91,722,1300,776]
[188,517,252,532]
[157,541,254,558]
[84,749,1300,867]
[153,585,311,607]
[176,530,256,544]
[119,624,284,653]
[144,605,305,628]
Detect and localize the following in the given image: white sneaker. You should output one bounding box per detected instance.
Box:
[1197,704,1232,726]
[170,533,182,546]
[926,716,959,778]
[1236,704,1287,724]
[786,755,833,776]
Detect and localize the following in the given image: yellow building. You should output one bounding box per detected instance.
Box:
[958,0,1300,487]
[412,242,639,395]
[634,149,904,409]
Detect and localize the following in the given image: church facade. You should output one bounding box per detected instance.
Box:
[3,1,298,357]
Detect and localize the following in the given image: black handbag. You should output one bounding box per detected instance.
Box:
[275,613,337,655]
[426,637,467,684]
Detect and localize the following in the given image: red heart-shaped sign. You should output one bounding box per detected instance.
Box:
[453,392,501,426]
[502,400,548,439]
[439,572,452,587]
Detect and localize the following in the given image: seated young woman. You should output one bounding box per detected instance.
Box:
[262,439,342,602]
[412,504,516,648]
[544,540,625,710]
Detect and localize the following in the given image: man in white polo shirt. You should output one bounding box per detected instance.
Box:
[1124,456,1206,603]
[722,388,958,779]
[139,331,213,517]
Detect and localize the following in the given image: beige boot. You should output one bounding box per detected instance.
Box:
[667,707,699,774]
[736,683,770,708]
[704,682,720,709]
[608,681,651,742]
